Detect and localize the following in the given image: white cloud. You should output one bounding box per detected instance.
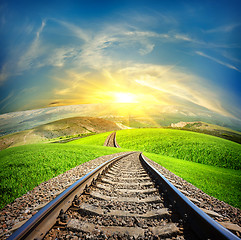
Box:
[12,18,238,77]
[36,19,46,39]
[0,91,14,106]
[17,19,83,71]
[221,51,241,64]
[53,21,164,69]
[0,64,9,84]
[206,23,241,33]
[42,47,76,68]
[17,19,47,72]
[0,90,17,113]
[139,43,155,55]
[174,34,201,45]
[172,32,239,49]
[54,19,90,42]
[174,34,193,42]
[118,63,233,117]
[196,51,241,72]
[122,10,178,29]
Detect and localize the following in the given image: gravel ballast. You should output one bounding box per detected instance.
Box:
[0,152,131,239]
[0,152,240,239]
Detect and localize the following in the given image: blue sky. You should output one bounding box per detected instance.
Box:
[0,0,241,119]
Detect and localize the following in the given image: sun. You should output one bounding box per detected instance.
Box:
[114,92,138,103]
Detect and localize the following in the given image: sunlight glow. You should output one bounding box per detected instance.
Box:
[114,92,139,103]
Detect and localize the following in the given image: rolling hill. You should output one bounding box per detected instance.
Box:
[70,128,241,169]
[0,128,240,209]
[169,121,241,144]
[1,103,241,137]
[1,117,240,151]
[67,129,241,208]
[0,117,123,150]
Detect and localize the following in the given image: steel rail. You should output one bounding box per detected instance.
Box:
[113,132,121,148]
[140,153,240,240]
[103,132,120,148]
[7,152,134,240]
[103,132,113,146]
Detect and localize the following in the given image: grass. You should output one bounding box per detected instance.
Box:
[69,129,241,208]
[67,131,112,146]
[0,143,125,209]
[47,132,96,143]
[1,128,241,209]
[70,129,241,169]
[144,152,241,208]
[115,129,241,170]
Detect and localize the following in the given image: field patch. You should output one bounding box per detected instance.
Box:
[70,128,241,169]
[144,152,241,209]
[1,128,241,209]
[68,129,241,208]
[0,117,122,151]
[115,129,241,170]
[0,144,125,209]
[67,131,112,146]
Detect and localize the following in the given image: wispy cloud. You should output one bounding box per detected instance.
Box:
[130,64,234,117]
[173,33,205,45]
[0,91,14,105]
[0,64,9,85]
[54,19,90,42]
[221,51,241,64]
[121,10,178,29]
[6,17,239,80]
[196,51,241,72]
[1,13,240,117]
[173,33,237,49]
[206,23,241,33]
[17,19,47,72]
[41,20,238,118]
[12,19,170,74]
[174,34,193,42]
[17,19,81,71]
[54,21,167,69]
[53,71,90,96]
[36,19,46,39]
[0,90,16,113]
[139,43,155,55]
[41,47,77,68]
[51,62,234,118]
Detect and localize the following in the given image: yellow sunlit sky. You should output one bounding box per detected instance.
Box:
[0,0,241,120]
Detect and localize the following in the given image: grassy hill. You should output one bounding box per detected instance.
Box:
[68,129,241,208]
[169,121,241,144]
[1,128,240,209]
[0,117,122,150]
[0,144,125,209]
[70,128,241,169]
[1,104,241,138]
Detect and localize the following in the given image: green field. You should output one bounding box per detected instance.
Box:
[1,128,241,209]
[0,144,125,209]
[71,129,241,169]
[69,129,241,208]
[144,153,241,208]
[68,131,111,146]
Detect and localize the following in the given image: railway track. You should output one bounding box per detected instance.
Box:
[103,132,120,148]
[8,133,240,239]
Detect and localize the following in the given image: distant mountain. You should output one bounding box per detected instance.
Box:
[169,121,241,144]
[0,116,123,150]
[170,121,239,132]
[0,103,241,137]
[0,105,99,136]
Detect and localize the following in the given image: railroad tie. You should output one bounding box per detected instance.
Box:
[11,150,239,240]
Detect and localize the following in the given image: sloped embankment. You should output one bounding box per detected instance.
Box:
[0,117,122,150]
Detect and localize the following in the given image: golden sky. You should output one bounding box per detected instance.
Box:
[0,1,241,120]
